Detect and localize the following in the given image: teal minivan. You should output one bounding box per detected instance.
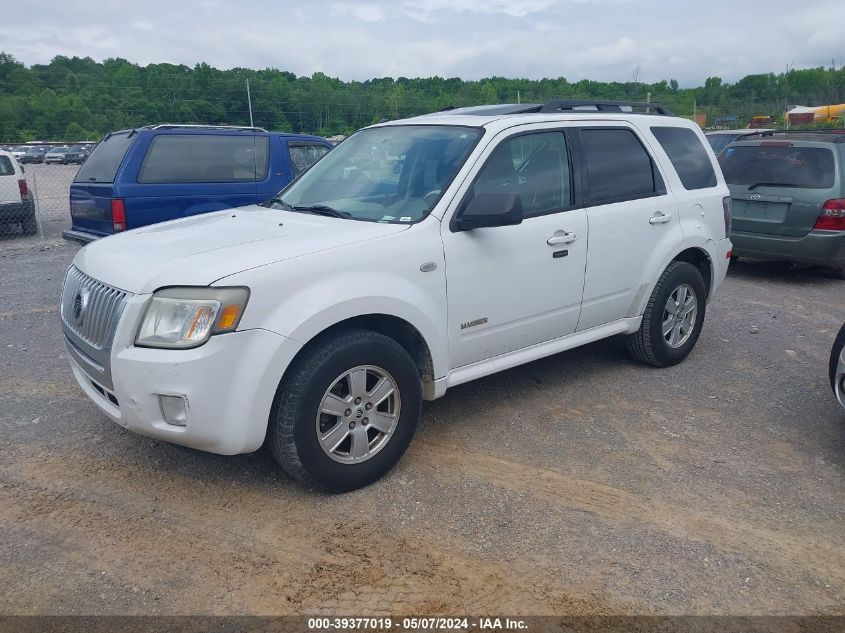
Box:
[719,130,845,277]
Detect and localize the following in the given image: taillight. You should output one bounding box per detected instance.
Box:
[111,198,126,232]
[18,179,27,199]
[814,199,845,231]
[722,196,732,237]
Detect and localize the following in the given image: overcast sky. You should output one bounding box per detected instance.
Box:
[3,0,844,86]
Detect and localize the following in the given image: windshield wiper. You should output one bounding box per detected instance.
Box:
[747,182,802,190]
[292,204,352,219]
[264,196,293,210]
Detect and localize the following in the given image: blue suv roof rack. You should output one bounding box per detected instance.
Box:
[148,124,269,132]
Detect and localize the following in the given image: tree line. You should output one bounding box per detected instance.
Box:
[1,52,845,142]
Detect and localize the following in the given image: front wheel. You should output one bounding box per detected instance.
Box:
[627,261,707,367]
[268,329,421,492]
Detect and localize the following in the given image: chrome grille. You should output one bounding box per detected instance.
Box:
[61,266,128,350]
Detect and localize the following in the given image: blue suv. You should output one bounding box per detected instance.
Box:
[63,125,331,243]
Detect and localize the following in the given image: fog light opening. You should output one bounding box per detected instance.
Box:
[159,395,188,427]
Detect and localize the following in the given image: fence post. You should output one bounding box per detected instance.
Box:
[31,169,44,241]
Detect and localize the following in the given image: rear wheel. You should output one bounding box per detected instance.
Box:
[268,329,421,492]
[627,261,707,367]
[829,322,845,393]
[21,209,37,236]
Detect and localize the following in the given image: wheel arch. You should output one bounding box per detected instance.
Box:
[284,313,438,400]
[671,246,714,299]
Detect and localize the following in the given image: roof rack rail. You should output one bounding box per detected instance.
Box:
[149,124,269,132]
[436,104,543,116]
[539,100,673,115]
[737,129,845,143]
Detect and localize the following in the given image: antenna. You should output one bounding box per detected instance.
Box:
[245,79,254,127]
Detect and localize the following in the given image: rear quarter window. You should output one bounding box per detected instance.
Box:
[0,156,14,176]
[74,133,133,183]
[719,145,836,189]
[652,126,717,190]
[138,135,270,183]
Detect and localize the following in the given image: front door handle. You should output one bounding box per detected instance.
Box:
[649,212,672,225]
[547,231,577,246]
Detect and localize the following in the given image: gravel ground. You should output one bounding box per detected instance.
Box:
[0,237,843,616]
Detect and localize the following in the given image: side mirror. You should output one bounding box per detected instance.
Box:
[454,192,523,230]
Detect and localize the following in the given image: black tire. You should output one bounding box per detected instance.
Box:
[829,322,845,393]
[21,211,37,236]
[627,261,707,367]
[267,328,421,492]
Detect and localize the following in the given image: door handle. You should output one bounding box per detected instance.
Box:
[547,231,577,246]
[648,212,672,225]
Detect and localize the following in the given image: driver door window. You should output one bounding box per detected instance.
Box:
[466,131,571,218]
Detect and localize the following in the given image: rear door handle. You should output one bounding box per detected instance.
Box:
[547,231,577,246]
[648,212,672,225]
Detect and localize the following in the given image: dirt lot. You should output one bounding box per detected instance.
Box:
[0,237,843,616]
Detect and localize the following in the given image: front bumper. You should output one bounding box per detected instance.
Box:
[731,229,845,268]
[67,294,302,454]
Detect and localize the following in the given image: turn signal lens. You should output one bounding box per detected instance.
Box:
[216,304,242,331]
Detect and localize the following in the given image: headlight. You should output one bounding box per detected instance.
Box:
[135,287,249,349]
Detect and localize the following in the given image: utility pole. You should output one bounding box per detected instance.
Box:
[245,79,254,127]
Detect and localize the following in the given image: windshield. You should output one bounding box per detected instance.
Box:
[271,125,482,223]
[719,145,836,189]
[13,146,28,152]
[27,147,46,154]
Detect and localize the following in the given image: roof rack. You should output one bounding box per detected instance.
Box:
[539,100,673,115]
[149,124,269,132]
[738,129,845,142]
[437,104,543,116]
[435,100,673,117]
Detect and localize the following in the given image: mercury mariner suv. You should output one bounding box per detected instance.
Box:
[60,100,733,492]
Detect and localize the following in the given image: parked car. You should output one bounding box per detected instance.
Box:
[718,130,845,277]
[19,146,48,164]
[62,144,93,164]
[706,129,774,155]
[0,150,36,235]
[59,100,732,491]
[62,125,331,243]
[10,146,30,161]
[45,145,71,164]
[831,322,845,409]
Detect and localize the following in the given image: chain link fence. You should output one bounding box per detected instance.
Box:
[0,163,77,246]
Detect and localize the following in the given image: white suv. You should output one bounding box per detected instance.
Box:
[61,100,732,491]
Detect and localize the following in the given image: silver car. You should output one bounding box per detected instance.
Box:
[45,146,70,164]
[831,323,845,409]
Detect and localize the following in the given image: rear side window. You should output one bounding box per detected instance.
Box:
[719,145,836,189]
[0,156,14,175]
[289,143,329,177]
[74,133,133,183]
[138,135,270,183]
[652,126,717,190]
[580,128,664,204]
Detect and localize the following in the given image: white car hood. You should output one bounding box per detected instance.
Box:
[73,205,410,294]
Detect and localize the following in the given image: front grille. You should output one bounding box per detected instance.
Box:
[61,266,128,350]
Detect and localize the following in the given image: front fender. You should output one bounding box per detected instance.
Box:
[226,224,449,380]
